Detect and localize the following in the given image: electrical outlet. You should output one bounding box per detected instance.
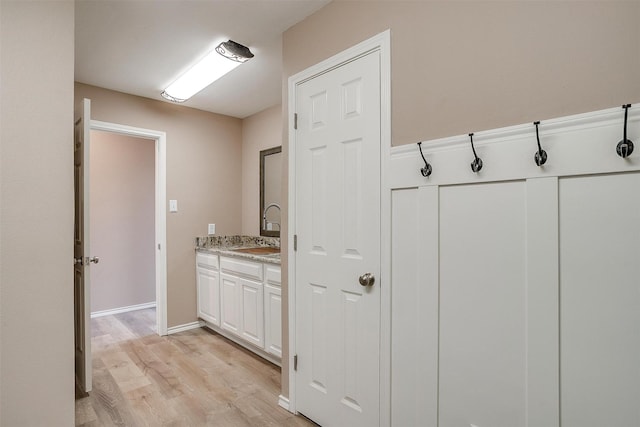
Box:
[208,224,216,235]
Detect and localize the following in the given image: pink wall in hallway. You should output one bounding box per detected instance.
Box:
[90,130,156,313]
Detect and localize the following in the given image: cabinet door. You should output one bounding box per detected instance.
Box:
[197,267,220,326]
[220,273,241,336]
[264,283,282,357]
[239,278,264,348]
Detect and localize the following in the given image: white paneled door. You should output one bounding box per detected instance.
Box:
[294,51,381,427]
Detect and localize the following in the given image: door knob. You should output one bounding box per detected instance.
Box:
[359,272,375,287]
[88,256,100,264]
[74,257,83,265]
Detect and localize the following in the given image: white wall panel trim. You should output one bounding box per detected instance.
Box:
[525,177,560,427]
[390,187,439,427]
[390,105,640,189]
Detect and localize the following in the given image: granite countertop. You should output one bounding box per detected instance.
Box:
[195,235,281,265]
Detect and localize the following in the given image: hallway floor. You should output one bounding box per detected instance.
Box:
[75,308,314,426]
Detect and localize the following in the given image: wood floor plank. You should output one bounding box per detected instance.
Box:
[120,339,186,399]
[101,349,152,393]
[75,391,98,424]
[76,308,314,426]
[90,358,143,426]
[123,384,180,426]
[115,310,156,337]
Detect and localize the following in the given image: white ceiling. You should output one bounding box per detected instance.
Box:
[75,0,330,118]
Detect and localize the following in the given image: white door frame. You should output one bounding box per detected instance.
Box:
[90,120,168,336]
[286,29,391,423]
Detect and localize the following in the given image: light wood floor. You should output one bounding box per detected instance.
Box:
[75,308,315,426]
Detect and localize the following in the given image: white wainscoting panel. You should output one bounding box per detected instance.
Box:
[388,105,640,427]
[391,187,439,426]
[439,181,527,427]
[525,177,560,427]
[559,172,640,427]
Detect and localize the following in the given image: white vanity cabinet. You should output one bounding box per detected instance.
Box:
[238,277,264,347]
[220,256,264,348]
[219,272,241,335]
[197,250,281,365]
[264,264,282,358]
[196,252,220,326]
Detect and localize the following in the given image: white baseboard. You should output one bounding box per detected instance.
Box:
[278,395,290,412]
[91,301,156,318]
[167,321,204,335]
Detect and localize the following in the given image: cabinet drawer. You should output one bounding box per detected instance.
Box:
[220,256,263,281]
[265,264,281,287]
[196,252,219,270]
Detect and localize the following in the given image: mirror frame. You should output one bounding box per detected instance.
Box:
[259,146,282,237]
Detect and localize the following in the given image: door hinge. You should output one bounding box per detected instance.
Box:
[294,234,297,251]
[158,243,161,250]
[294,113,298,130]
[294,354,298,371]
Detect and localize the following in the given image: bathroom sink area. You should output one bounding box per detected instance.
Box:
[231,246,280,255]
[196,235,281,264]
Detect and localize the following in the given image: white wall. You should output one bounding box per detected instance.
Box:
[90,130,155,313]
[0,1,75,425]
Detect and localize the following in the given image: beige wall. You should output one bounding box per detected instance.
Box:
[75,83,243,328]
[241,104,283,236]
[90,131,156,313]
[0,1,75,425]
[284,1,640,145]
[279,0,640,398]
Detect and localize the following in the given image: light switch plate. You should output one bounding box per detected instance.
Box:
[169,200,178,212]
[208,224,216,235]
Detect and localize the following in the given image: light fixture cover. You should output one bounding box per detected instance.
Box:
[162,39,253,102]
[215,40,254,63]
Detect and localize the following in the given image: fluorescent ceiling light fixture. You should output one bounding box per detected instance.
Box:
[161,40,254,103]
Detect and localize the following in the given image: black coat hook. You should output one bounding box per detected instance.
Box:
[533,121,548,166]
[469,133,483,173]
[417,142,432,177]
[616,104,634,158]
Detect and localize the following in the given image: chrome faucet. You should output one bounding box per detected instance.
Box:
[262,203,281,231]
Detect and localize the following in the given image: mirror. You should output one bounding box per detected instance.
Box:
[260,146,282,237]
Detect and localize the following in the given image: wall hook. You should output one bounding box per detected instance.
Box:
[616,104,634,158]
[533,121,548,166]
[417,142,432,177]
[469,133,483,173]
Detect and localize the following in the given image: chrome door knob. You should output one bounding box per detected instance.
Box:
[74,257,83,265]
[359,272,375,287]
[88,256,100,264]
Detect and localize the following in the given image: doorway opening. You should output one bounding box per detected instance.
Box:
[89,129,157,327]
[90,120,168,337]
